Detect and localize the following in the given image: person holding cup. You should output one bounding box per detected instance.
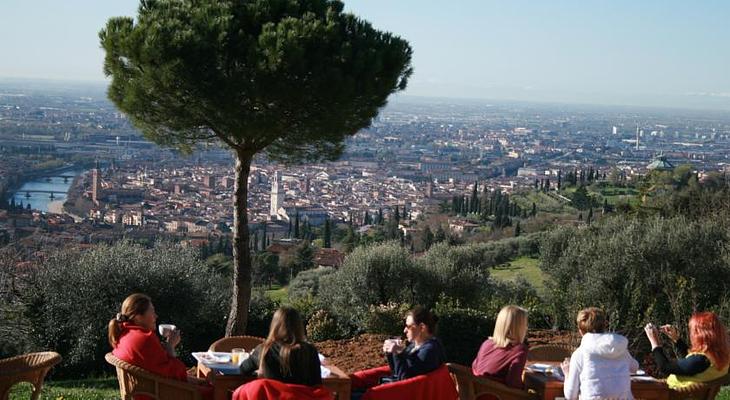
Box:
[382,306,446,381]
[109,293,212,400]
[644,312,729,389]
[562,307,638,400]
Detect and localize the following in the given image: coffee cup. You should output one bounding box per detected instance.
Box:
[158,324,176,337]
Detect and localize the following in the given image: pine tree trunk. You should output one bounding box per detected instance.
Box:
[226,151,253,336]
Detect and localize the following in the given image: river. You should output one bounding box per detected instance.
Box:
[8,169,84,213]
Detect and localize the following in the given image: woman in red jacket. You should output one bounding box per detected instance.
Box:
[108,293,211,400]
[108,293,188,380]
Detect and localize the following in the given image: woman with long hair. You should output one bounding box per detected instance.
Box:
[240,306,322,386]
[471,305,529,388]
[645,311,730,389]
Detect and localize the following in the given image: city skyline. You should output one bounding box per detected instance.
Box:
[1,0,729,110]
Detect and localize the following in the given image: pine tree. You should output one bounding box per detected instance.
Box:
[378,208,384,225]
[394,206,400,222]
[514,221,521,237]
[531,202,537,217]
[578,212,583,221]
[364,210,371,225]
[587,208,593,225]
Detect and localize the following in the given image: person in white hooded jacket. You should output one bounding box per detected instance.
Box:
[562,307,639,400]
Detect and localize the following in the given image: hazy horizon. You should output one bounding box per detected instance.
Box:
[1,0,729,110]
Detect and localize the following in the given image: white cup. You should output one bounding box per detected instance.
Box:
[158,324,176,337]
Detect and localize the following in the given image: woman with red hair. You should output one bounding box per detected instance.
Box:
[644,311,730,389]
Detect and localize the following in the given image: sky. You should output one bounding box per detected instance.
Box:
[1,0,729,109]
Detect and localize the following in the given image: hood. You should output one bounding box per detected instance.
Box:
[580,332,628,359]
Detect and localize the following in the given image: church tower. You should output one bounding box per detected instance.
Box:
[270,171,283,220]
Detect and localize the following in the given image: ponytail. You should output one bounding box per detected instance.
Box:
[108,293,152,348]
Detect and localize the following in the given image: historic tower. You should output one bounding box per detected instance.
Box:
[270,171,283,220]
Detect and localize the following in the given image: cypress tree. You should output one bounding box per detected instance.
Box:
[323,218,332,248]
[294,213,300,239]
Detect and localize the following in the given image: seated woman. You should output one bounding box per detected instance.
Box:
[563,307,638,400]
[383,306,446,380]
[240,306,322,386]
[644,311,729,389]
[471,305,528,389]
[109,293,211,399]
[109,293,187,379]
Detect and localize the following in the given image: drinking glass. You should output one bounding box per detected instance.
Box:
[231,348,245,364]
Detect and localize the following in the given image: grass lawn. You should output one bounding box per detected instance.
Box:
[490,256,547,292]
[265,285,288,303]
[9,377,119,400]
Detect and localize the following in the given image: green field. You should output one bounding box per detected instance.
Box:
[490,257,546,292]
[9,377,119,400]
[265,285,288,303]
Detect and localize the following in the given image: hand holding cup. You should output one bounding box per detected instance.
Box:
[660,325,679,343]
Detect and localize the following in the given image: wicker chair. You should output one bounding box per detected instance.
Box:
[447,363,537,400]
[527,344,573,362]
[106,353,203,400]
[208,335,265,352]
[667,374,730,400]
[0,351,61,400]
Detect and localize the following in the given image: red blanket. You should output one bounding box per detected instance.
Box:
[232,379,333,400]
[350,365,458,400]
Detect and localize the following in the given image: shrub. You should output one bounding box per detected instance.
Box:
[318,242,431,329]
[288,267,335,301]
[417,243,490,307]
[21,241,230,377]
[433,300,494,365]
[363,303,411,336]
[246,289,280,338]
[306,309,349,342]
[540,215,730,348]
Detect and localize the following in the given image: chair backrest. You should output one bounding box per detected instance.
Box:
[527,344,573,362]
[362,364,458,400]
[447,363,536,400]
[105,353,202,400]
[668,374,730,400]
[208,335,265,352]
[0,351,61,400]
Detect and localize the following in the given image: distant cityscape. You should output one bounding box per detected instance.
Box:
[1,81,730,258]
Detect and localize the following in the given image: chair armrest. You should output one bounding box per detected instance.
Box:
[447,363,536,400]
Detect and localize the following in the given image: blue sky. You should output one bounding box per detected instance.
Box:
[1,0,729,109]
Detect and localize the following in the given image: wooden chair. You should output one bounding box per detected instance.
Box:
[667,374,730,400]
[527,344,573,362]
[208,335,265,352]
[447,363,537,400]
[106,353,204,400]
[0,351,61,400]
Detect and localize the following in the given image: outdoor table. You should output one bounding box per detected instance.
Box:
[523,361,670,400]
[197,360,351,400]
